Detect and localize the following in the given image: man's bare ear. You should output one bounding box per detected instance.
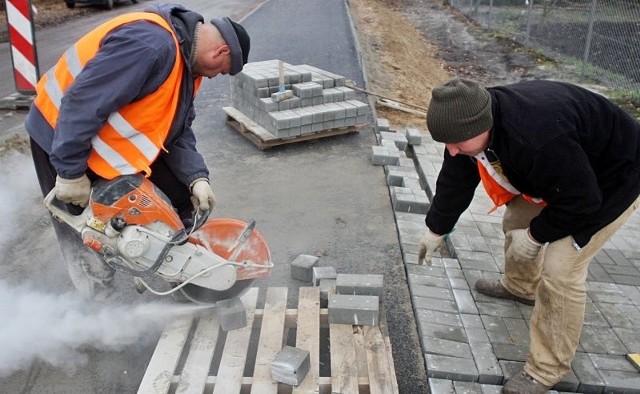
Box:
[214,45,231,57]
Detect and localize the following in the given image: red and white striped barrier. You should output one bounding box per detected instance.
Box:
[5,0,39,94]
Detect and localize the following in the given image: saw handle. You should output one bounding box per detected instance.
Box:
[43,188,90,233]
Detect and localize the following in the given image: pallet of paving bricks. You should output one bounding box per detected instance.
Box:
[138,287,399,394]
[223,106,365,150]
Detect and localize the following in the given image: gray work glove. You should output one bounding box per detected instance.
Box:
[505,228,542,264]
[190,178,216,212]
[55,174,91,207]
[418,230,445,265]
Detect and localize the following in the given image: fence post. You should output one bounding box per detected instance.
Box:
[1,0,39,109]
[582,0,598,77]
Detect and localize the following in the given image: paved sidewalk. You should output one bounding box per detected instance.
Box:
[375,124,640,393]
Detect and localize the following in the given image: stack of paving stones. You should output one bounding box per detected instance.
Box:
[229,60,370,138]
[289,254,382,326]
[371,118,640,393]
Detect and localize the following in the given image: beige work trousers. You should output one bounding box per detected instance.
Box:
[500,195,640,387]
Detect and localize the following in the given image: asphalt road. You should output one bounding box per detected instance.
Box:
[0,0,427,392]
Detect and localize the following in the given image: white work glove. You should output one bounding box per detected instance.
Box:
[505,228,542,264]
[190,178,216,212]
[55,174,91,207]
[418,230,445,265]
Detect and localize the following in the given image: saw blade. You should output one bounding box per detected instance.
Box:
[177,279,254,304]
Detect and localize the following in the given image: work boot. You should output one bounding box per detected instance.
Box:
[502,370,551,394]
[475,279,535,306]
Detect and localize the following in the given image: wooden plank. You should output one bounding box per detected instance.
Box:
[250,287,288,394]
[175,314,221,394]
[212,288,259,394]
[223,106,277,142]
[293,287,320,393]
[364,326,395,394]
[137,316,193,394]
[329,324,359,393]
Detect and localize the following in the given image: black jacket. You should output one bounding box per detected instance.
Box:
[426,80,640,247]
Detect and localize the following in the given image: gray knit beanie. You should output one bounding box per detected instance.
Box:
[426,79,493,143]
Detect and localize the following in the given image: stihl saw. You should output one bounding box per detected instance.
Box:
[44,174,273,304]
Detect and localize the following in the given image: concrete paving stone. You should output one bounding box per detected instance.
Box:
[449,277,470,290]
[583,306,611,328]
[598,303,637,328]
[429,378,455,393]
[406,128,422,145]
[446,267,465,279]
[471,212,504,225]
[579,325,628,355]
[595,249,617,265]
[328,294,379,326]
[423,336,474,359]
[588,263,614,283]
[477,221,504,239]
[419,322,468,343]
[480,384,504,394]
[335,273,383,297]
[453,381,484,393]
[412,295,459,314]
[588,289,634,304]
[571,352,606,393]
[312,266,337,286]
[319,278,336,300]
[289,254,319,282]
[553,368,580,392]
[600,370,640,392]
[492,343,528,362]
[407,264,447,277]
[409,273,450,289]
[394,211,427,224]
[503,318,530,347]
[602,264,640,277]
[453,289,479,314]
[498,360,524,381]
[425,354,479,382]
[442,258,462,269]
[617,284,640,304]
[458,258,501,273]
[417,309,464,327]
[461,313,484,329]
[589,353,638,373]
[608,274,640,286]
[403,252,421,265]
[216,297,247,331]
[467,235,494,253]
[481,315,514,345]
[470,341,504,384]
[371,145,400,166]
[604,249,634,266]
[466,327,491,344]
[411,284,454,301]
[455,250,498,264]
[476,302,522,319]
[271,346,311,386]
[447,233,474,252]
[612,327,640,351]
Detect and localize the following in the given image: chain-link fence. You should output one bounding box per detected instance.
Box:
[449,0,640,96]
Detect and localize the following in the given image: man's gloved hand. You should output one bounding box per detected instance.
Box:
[418,230,445,265]
[505,228,542,264]
[190,178,216,212]
[55,174,91,207]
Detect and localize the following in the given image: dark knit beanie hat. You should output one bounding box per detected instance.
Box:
[210,17,250,75]
[426,78,493,143]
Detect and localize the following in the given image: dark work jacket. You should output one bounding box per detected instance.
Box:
[425,80,640,247]
[25,3,209,187]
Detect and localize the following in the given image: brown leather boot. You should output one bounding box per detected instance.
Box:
[502,370,551,394]
[475,279,535,306]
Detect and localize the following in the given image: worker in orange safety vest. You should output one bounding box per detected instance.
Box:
[25,4,250,300]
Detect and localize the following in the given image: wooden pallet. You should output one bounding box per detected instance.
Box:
[138,287,398,394]
[223,107,364,150]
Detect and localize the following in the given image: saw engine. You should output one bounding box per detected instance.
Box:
[44,174,273,304]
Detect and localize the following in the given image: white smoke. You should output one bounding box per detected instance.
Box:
[0,281,209,377]
[0,150,211,377]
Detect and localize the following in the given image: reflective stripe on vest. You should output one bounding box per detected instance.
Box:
[34,12,202,179]
[475,151,545,213]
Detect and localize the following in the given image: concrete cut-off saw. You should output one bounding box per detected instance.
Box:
[44,174,273,304]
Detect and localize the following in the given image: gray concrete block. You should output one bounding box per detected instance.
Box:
[319,278,336,300]
[470,341,504,384]
[376,117,390,131]
[423,336,473,359]
[406,128,422,145]
[372,145,400,166]
[419,322,468,343]
[312,266,337,286]
[425,353,479,382]
[328,294,379,326]
[335,273,384,298]
[429,378,455,394]
[216,297,247,331]
[271,346,310,386]
[290,254,319,282]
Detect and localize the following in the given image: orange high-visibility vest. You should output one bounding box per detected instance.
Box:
[34,12,203,179]
[475,151,546,213]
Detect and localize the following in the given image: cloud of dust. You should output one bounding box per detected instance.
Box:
[0,152,211,377]
[0,281,209,377]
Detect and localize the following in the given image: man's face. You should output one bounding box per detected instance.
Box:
[445,130,490,157]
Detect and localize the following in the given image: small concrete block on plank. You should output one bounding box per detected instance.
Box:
[312,266,337,286]
[406,128,422,145]
[335,273,384,298]
[290,254,319,282]
[328,294,379,326]
[271,346,311,386]
[319,278,336,300]
[215,297,247,331]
